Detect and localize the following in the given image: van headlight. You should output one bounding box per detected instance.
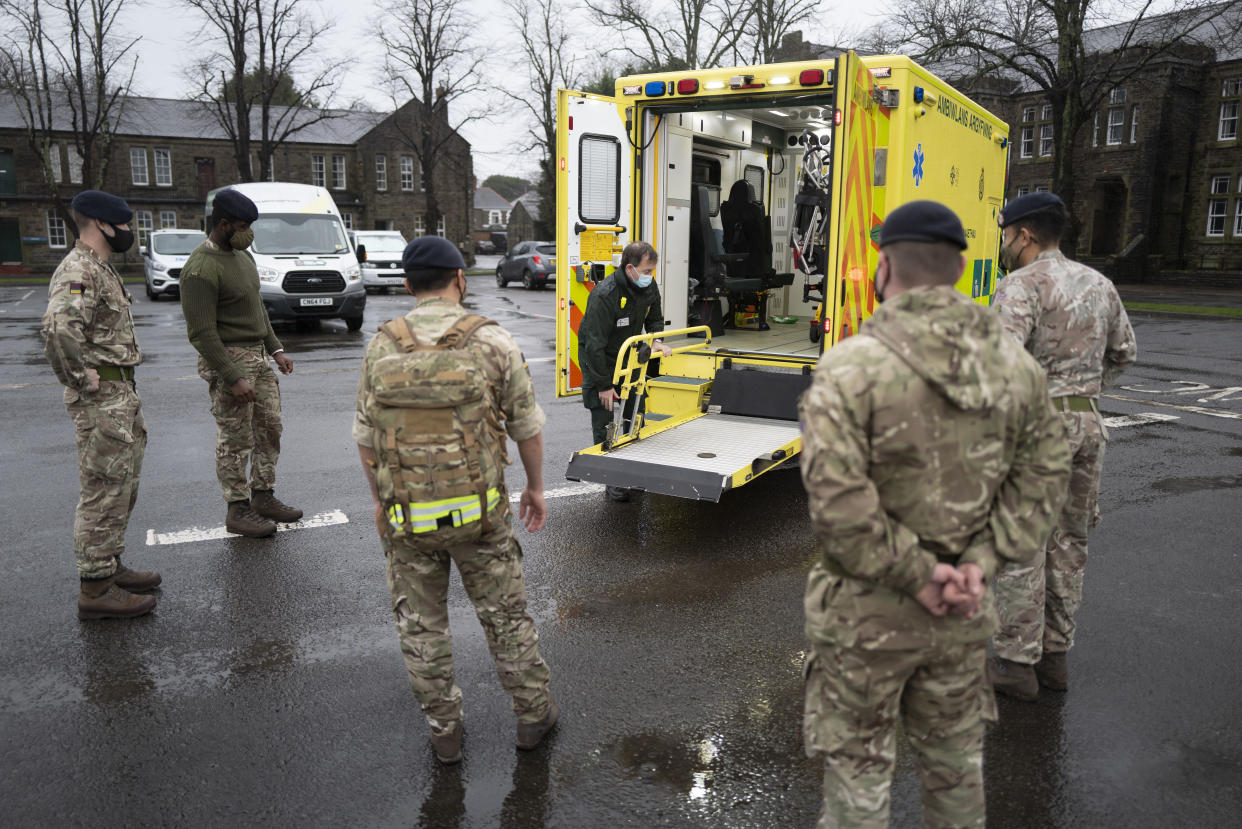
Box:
[257,265,280,283]
[345,265,361,281]
[151,261,168,272]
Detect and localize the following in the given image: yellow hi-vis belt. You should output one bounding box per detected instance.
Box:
[387,488,502,534]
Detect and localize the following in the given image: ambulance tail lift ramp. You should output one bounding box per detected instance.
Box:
[554,53,1009,501]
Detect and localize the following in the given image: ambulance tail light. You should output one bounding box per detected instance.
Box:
[676,79,698,94]
[799,69,824,86]
[834,109,842,125]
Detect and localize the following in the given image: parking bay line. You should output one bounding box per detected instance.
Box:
[1102,412,1180,428]
[1102,394,1242,421]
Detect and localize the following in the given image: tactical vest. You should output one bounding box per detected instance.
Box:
[369,314,509,547]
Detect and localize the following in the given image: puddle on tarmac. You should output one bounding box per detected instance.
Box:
[1150,475,1242,494]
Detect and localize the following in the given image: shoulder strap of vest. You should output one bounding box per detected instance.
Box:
[437,314,497,348]
[379,317,422,352]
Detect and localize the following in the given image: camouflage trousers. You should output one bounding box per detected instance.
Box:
[993,410,1105,663]
[65,381,147,579]
[804,640,996,829]
[384,522,553,737]
[197,344,282,503]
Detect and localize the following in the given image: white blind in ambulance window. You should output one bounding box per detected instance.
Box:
[579,135,619,224]
[744,165,764,204]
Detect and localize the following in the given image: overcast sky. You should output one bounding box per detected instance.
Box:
[127,0,880,184]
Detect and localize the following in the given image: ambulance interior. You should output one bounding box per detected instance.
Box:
[649,96,837,356]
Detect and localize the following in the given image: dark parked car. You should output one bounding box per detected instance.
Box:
[475,239,496,254]
[496,240,556,289]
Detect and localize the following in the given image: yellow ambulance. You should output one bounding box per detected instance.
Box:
[556,52,1009,501]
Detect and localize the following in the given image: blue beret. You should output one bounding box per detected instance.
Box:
[998,192,1065,228]
[879,200,967,250]
[70,190,132,224]
[212,188,259,223]
[402,235,466,272]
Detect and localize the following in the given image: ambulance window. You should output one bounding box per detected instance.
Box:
[744,165,764,203]
[579,134,620,224]
[691,155,721,216]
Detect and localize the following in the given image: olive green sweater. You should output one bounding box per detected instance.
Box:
[180,241,282,385]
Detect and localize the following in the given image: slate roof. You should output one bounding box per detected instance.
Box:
[513,190,541,221]
[474,186,512,210]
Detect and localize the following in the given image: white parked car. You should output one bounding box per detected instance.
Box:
[142,229,204,300]
[350,230,409,293]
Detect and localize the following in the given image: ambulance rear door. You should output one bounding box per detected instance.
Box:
[555,89,633,397]
[825,51,882,349]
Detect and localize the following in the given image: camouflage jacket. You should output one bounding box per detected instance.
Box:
[41,241,141,392]
[993,250,1137,396]
[353,297,546,449]
[799,287,1071,650]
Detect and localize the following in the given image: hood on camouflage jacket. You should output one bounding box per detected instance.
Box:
[865,285,1005,411]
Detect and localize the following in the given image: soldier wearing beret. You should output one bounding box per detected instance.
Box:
[799,200,1070,827]
[180,188,302,538]
[41,190,162,620]
[989,192,1137,700]
[354,235,557,765]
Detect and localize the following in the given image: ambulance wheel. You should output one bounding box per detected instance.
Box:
[809,321,820,343]
[345,315,363,332]
[496,267,507,288]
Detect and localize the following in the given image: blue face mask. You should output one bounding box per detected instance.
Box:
[632,269,654,288]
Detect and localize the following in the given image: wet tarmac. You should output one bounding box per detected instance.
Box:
[1,281,1240,827]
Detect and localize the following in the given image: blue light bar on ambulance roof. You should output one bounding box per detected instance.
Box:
[645,81,667,96]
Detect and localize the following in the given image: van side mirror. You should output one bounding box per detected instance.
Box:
[139,245,148,257]
[356,244,367,262]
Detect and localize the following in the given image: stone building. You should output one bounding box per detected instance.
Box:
[0,96,473,273]
[778,5,1242,281]
[506,190,550,248]
[472,186,512,250]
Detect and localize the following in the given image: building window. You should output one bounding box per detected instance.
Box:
[1019,126,1034,158]
[375,155,387,191]
[1041,104,1053,121]
[331,154,346,189]
[1015,185,1031,197]
[68,146,83,184]
[134,210,153,247]
[1130,106,1140,143]
[1220,101,1239,141]
[1092,112,1099,147]
[159,210,177,228]
[311,154,325,187]
[1021,106,1035,122]
[1235,198,1242,237]
[47,144,62,183]
[1110,87,1127,105]
[130,148,148,185]
[1106,108,1125,145]
[47,210,67,248]
[1034,184,1049,193]
[412,214,425,236]
[154,148,172,186]
[1222,77,1241,97]
[400,156,414,191]
[437,216,445,237]
[1039,124,1053,157]
[1206,175,1230,236]
[488,209,501,225]
[342,211,353,230]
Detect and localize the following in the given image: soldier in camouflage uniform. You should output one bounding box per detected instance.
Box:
[42,190,162,620]
[355,236,556,765]
[800,201,1071,828]
[989,192,1137,700]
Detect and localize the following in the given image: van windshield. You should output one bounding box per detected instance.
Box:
[358,234,407,253]
[152,232,203,255]
[252,214,349,255]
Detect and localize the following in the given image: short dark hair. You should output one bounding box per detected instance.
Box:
[1010,203,1069,245]
[210,203,237,229]
[70,209,89,232]
[404,267,459,294]
[883,240,964,287]
[620,241,658,270]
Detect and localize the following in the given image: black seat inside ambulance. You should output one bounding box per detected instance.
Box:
[720,180,771,280]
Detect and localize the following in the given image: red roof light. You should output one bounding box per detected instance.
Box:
[677,78,699,94]
[799,69,824,86]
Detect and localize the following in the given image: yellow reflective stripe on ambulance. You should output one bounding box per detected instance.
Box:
[386,488,503,533]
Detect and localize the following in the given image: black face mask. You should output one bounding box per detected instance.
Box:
[104,223,134,253]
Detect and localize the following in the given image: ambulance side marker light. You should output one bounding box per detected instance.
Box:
[834,109,842,125]
[799,69,824,85]
[645,81,667,96]
[568,116,573,130]
[677,79,698,94]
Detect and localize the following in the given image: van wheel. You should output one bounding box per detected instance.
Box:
[146,284,156,300]
[345,316,364,332]
[523,270,536,290]
[496,266,507,288]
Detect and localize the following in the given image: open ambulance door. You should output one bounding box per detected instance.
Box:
[555,89,633,397]
[825,51,881,349]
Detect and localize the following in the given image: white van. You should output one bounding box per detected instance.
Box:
[205,183,366,330]
[348,230,408,293]
[142,228,204,300]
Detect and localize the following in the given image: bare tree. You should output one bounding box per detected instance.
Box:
[727,0,820,65]
[585,0,748,70]
[873,0,1242,248]
[0,0,138,227]
[183,0,344,182]
[502,0,584,237]
[375,0,488,236]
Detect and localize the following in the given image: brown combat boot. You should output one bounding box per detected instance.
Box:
[250,490,303,523]
[1035,651,1069,691]
[78,578,157,620]
[114,562,162,593]
[226,500,277,538]
[430,723,463,765]
[988,655,1039,701]
[516,696,559,750]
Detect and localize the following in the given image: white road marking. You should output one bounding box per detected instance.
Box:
[19,290,33,302]
[1102,412,1180,428]
[508,482,604,503]
[1102,393,1242,421]
[146,509,349,546]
